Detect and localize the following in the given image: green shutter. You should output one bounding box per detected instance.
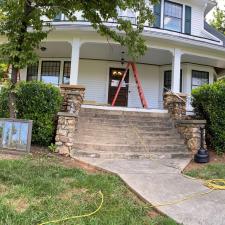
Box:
[154,1,161,28]
[185,6,192,34]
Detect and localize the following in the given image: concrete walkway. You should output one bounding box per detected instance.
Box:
[75,157,225,225]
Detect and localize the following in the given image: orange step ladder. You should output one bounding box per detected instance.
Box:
[112,62,149,108]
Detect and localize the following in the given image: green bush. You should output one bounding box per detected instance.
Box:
[0,81,62,146]
[0,85,9,118]
[192,80,225,154]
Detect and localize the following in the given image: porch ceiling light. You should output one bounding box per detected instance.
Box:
[40,46,47,52]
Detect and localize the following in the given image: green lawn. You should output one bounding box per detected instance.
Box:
[0,156,177,225]
[185,164,225,180]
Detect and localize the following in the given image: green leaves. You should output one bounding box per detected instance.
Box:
[192,80,225,154]
[210,7,225,33]
[0,0,157,69]
[0,81,62,146]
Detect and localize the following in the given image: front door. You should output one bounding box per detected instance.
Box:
[108,68,129,107]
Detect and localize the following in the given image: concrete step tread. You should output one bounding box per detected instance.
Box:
[71,150,191,160]
[73,141,186,147]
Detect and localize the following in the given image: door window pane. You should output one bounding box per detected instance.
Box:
[164,1,182,32]
[27,63,38,81]
[41,61,61,86]
[63,61,71,84]
[192,70,209,89]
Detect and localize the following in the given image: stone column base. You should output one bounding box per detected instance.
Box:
[175,120,207,154]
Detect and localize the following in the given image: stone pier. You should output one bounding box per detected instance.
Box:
[55,85,85,155]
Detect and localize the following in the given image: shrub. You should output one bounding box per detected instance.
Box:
[192,80,225,154]
[0,85,10,118]
[0,81,62,146]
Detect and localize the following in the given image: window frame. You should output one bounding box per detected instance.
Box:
[163,70,183,93]
[63,61,71,84]
[40,61,61,86]
[191,70,209,90]
[26,63,39,81]
[163,0,183,33]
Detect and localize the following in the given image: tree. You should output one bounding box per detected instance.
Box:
[0,0,158,117]
[210,7,225,33]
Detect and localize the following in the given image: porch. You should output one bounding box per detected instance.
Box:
[20,40,221,111]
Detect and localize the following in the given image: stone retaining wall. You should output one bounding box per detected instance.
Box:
[163,92,207,154]
[55,85,85,155]
[175,120,206,154]
[163,92,187,120]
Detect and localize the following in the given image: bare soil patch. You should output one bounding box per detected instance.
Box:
[6,198,29,213]
[184,150,225,173]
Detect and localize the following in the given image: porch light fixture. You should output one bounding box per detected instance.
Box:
[40,46,47,52]
[121,51,125,65]
[112,70,123,76]
[194,127,209,163]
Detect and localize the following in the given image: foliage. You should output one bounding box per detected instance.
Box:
[0,0,158,70]
[192,80,225,154]
[210,7,225,33]
[48,143,57,153]
[185,164,225,180]
[0,63,7,81]
[0,81,62,146]
[0,157,178,225]
[0,84,9,118]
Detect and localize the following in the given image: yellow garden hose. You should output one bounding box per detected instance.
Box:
[38,191,104,225]
[204,179,225,190]
[37,179,225,225]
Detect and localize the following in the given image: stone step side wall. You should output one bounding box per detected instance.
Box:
[163,92,206,154]
[55,85,85,156]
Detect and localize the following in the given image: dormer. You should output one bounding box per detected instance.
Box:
[153,0,217,36]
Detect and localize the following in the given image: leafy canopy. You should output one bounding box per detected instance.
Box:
[210,7,225,33]
[0,0,158,69]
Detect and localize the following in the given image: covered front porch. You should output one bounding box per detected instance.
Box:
[20,40,222,110]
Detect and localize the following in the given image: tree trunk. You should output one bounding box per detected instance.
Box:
[9,66,18,118]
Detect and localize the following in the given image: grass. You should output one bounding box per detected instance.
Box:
[0,156,178,225]
[185,163,225,180]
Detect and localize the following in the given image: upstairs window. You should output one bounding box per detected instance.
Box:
[164,1,182,32]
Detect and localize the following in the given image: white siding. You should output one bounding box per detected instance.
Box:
[78,60,161,109]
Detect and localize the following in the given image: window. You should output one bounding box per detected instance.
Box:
[164,1,182,32]
[63,61,71,84]
[27,64,38,81]
[41,61,61,86]
[192,70,209,89]
[164,70,182,92]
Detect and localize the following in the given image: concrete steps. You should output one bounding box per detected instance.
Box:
[71,107,191,160]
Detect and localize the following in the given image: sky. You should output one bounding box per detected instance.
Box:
[206,0,225,22]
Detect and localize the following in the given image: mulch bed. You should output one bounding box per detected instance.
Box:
[184,150,225,173]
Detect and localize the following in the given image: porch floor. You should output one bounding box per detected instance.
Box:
[82,104,168,113]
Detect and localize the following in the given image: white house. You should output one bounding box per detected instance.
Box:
[19,0,225,110]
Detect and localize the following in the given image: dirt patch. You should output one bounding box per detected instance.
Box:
[6,198,29,213]
[0,150,24,160]
[0,184,8,196]
[184,150,225,172]
[58,188,88,201]
[147,210,160,219]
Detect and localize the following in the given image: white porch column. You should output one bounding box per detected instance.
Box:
[70,38,81,85]
[171,48,182,93]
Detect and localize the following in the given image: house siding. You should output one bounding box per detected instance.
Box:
[78,60,161,109]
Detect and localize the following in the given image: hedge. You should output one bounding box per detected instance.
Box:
[0,81,62,146]
[192,80,225,154]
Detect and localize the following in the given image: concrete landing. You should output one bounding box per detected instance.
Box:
[75,157,225,225]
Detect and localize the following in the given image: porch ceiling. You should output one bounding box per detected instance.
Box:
[80,43,173,65]
[36,41,225,69]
